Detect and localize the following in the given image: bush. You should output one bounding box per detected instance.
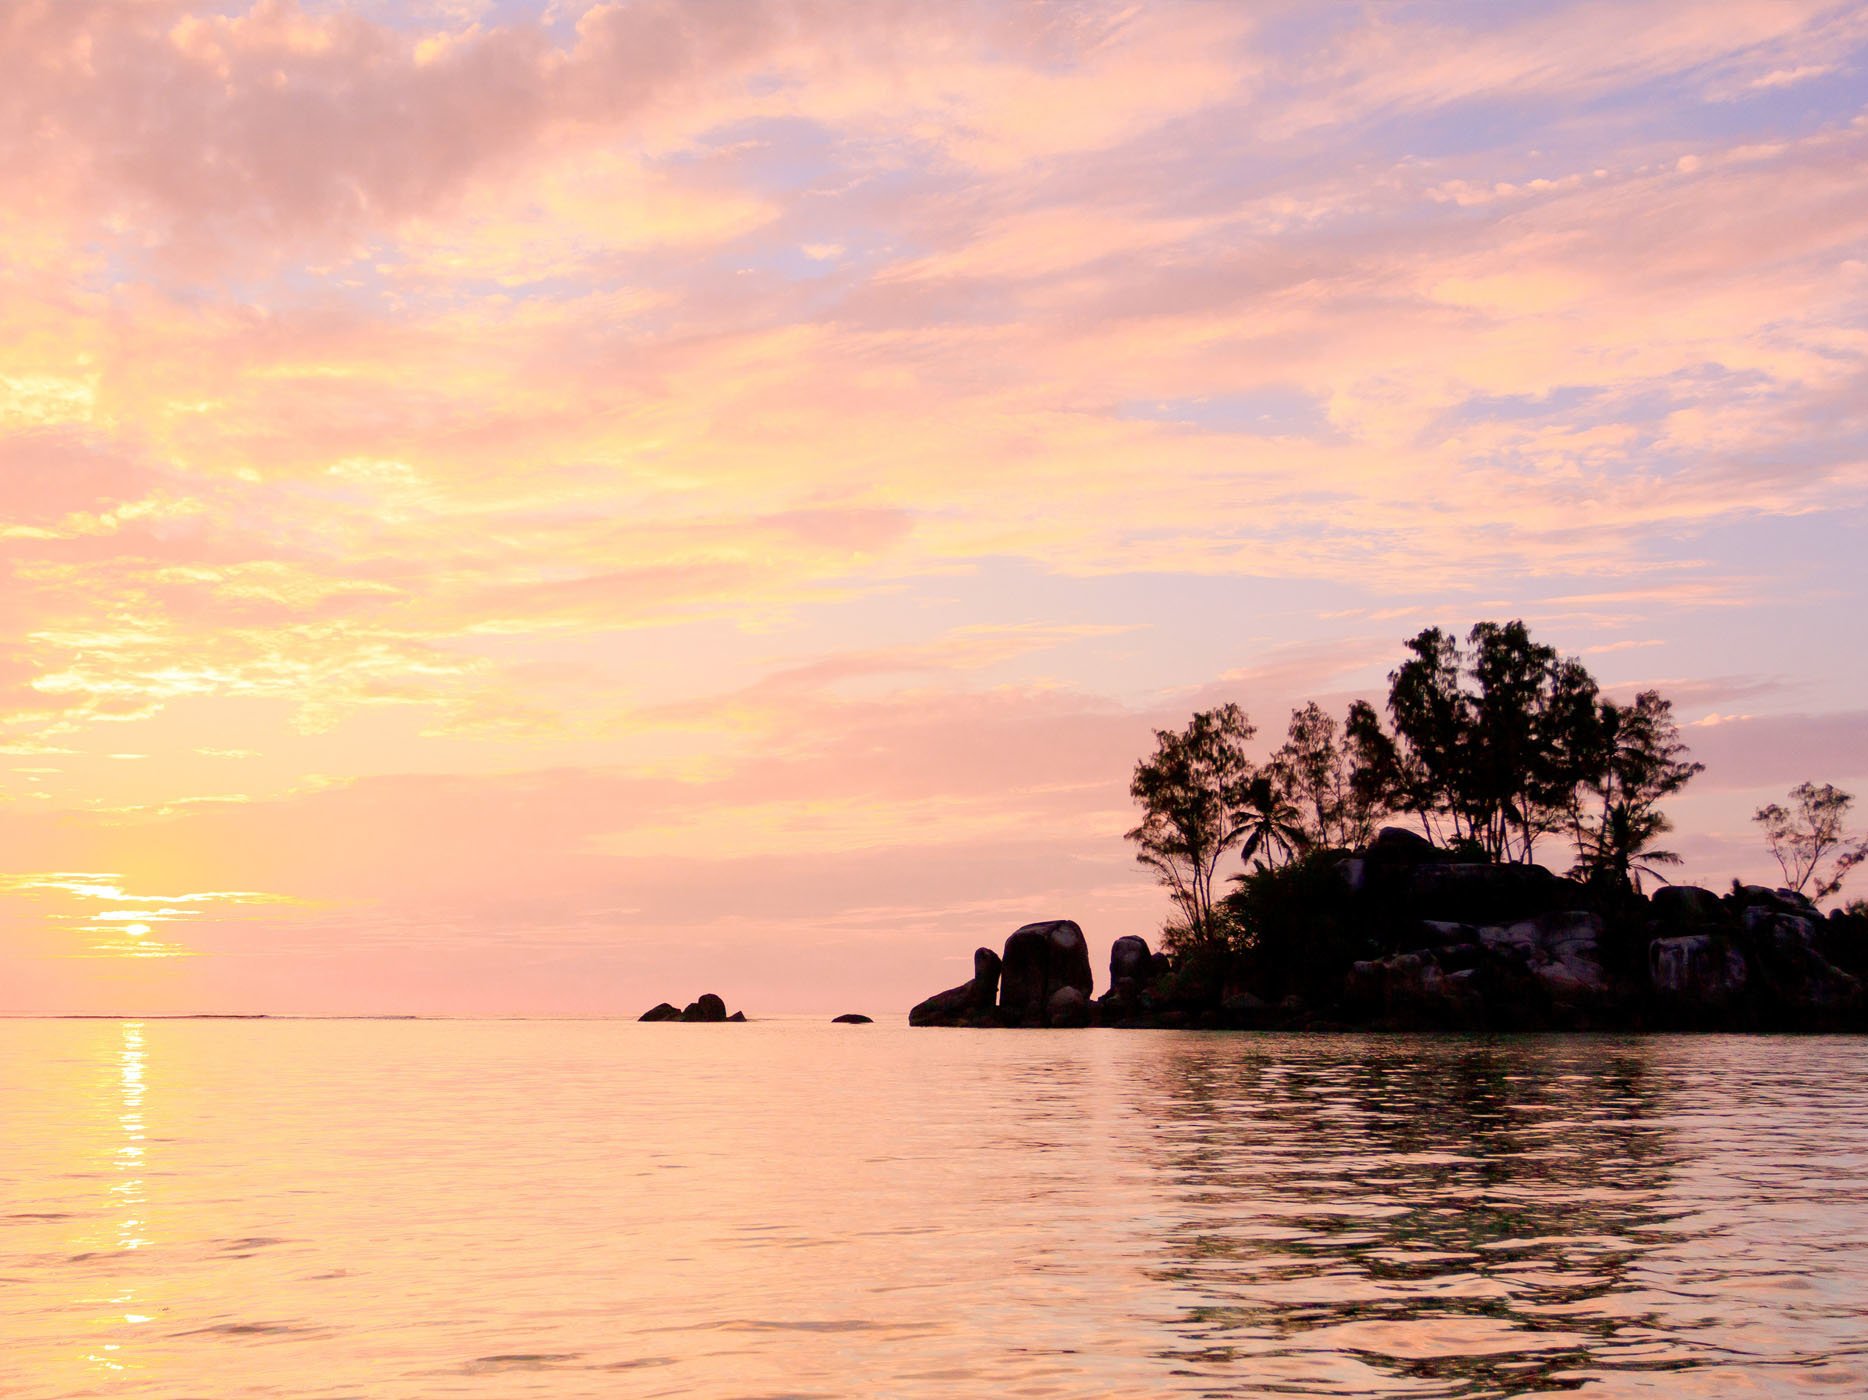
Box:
[1222,851,1370,1003]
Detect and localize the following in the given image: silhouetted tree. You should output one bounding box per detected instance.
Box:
[1127,704,1258,948]
[1343,697,1401,833]
[1576,801,1682,894]
[1360,622,1612,861]
[1465,620,1561,859]
[1570,691,1703,893]
[1271,701,1381,851]
[1755,783,1868,904]
[1334,623,1700,870]
[1385,626,1474,847]
[1238,772,1306,872]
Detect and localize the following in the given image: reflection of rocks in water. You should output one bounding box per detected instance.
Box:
[1130,1038,1687,1397]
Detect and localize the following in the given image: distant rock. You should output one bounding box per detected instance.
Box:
[832,1013,873,1024]
[1220,990,1272,1023]
[643,994,746,1022]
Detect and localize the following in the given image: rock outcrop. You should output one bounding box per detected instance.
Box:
[1344,909,1611,1028]
[640,994,746,1022]
[909,946,1004,1027]
[1097,934,1157,1021]
[1109,933,1152,988]
[1651,934,1748,1011]
[904,839,1868,1031]
[911,924,1097,1027]
[1652,884,1724,928]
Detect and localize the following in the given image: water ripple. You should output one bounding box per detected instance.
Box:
[0,1023,1864,1396]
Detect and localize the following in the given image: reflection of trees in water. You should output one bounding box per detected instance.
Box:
[1130,1035,1690,1397]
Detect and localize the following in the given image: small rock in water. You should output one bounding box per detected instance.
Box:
[832,1013,873,1024]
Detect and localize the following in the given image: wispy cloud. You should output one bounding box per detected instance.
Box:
[2,1,1864,1009]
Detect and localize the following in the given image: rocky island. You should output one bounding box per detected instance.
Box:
[910,827,1868,1032]
[911,619,1868,1034]
[639,993,747,1022]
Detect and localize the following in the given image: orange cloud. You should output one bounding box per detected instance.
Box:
[2,0,1865,1010]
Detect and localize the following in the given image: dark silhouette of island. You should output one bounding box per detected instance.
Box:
[914,620,1868,1032]
[910,838,1867,1030]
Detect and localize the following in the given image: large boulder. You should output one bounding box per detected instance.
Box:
[1652,884,1725,929]
[973,946,1003,1007]
[1403,861,1569,923]
[1101,934,1157,1017]
[1411,919,1479,947]
[1109,934,1153,986]
[999,920,1093,1026]
[1368,826,1444,862]
[638,1002,682,1022]
[681,993,728,1022]
[1341,829,1448,893]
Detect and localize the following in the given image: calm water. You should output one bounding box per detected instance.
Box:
[1,1022,1865,1398]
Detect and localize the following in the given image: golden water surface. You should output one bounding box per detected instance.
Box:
[2,1021,1864,1397]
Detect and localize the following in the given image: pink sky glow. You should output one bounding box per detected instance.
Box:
[3,0,1866,1014]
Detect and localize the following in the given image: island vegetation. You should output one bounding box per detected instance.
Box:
[912,621,1868,1032]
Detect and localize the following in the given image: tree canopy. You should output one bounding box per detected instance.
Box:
[1126,703,1257,948]
[1125,620,1712,947]
[1755,783,1868,904]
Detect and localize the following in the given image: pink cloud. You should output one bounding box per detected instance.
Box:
[3,1,1866,1010]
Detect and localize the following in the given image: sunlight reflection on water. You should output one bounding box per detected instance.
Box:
[1,1021,1864,1397]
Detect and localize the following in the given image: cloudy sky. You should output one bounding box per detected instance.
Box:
[2,0,1865,1014]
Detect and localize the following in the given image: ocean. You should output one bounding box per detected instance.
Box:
[2,1019,1864,1397]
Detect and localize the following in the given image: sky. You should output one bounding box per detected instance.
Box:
[2,0,1866,1015]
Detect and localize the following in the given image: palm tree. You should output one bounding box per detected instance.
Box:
[1574,799,1680,894]
[1236,773,1307,873]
